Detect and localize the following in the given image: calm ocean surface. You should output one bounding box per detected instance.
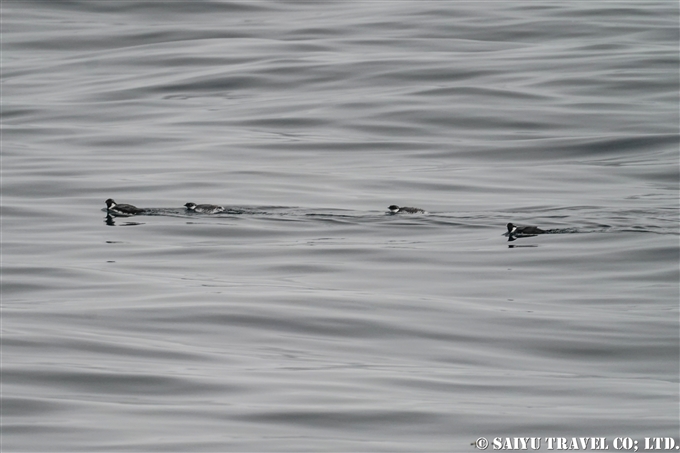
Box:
[3,2,679,451]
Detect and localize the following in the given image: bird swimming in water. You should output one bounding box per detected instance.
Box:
[507,222,545,236]
[388,205,426,214]
[105,199,144,217]
[184,202,225,214]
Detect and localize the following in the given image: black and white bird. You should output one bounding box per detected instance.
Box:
[388,205,426,214]
[507,223,546,236]
[184,202,225,214]
[105,199,144,217]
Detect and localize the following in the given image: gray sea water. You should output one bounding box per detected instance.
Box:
[3,2,679,451]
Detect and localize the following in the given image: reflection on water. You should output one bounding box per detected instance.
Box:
[105,214,144,227]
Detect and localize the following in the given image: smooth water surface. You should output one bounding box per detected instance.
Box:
[3,2,678,451]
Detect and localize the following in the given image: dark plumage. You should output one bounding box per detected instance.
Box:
[105,199,144,216]
[507,223,545,235]
[388,205,426,214]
